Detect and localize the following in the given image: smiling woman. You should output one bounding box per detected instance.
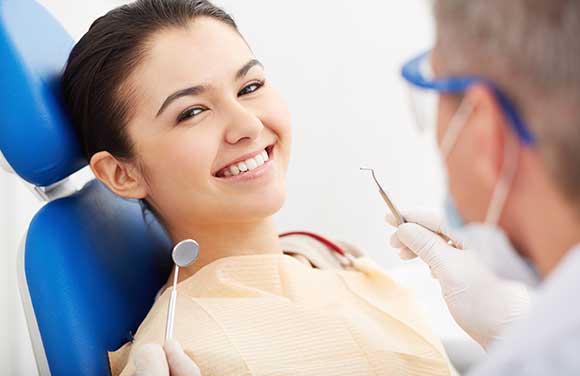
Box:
[60,0,453,375]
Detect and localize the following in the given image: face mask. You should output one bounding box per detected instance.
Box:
[438,96,518,228]
[438,97,475,230]
[444,193,465,229]
[437,97,540,285]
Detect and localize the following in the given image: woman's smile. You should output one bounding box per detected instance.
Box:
[214,144,276,183]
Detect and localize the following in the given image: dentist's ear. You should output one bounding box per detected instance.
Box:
[90,151,148,199]
[465,84,514,190]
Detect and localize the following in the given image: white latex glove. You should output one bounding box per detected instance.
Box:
[386,210,531,350]
[133,339,201,376]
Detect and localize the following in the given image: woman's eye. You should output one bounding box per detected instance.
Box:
[238,81,264,96]
[177,107,206,123]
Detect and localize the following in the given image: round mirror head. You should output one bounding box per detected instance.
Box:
[172,239,199,267]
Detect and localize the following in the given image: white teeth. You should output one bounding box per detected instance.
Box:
[230,165,240,176]
[219,147,272,178]
[246,158,258,170]
[238,161,248,172]
[255,154,264,166]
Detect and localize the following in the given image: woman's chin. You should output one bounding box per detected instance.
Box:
[226,189,286,222]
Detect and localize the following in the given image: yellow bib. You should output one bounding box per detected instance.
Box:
[109,254,451,375]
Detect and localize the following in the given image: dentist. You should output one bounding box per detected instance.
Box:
[390,0,580,374]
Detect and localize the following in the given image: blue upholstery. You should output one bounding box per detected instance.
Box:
[26,180,172,375]
[0,0,173,374]
[0,0,86,186]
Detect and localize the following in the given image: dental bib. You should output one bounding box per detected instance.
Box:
[109,237,452,375]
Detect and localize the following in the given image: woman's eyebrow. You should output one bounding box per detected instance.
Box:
[236,59,263,79]
[156,59,264,118]
[156,84,206,118]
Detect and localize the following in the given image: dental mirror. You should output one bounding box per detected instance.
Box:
[173,239,199,267]
[165,239,199,343]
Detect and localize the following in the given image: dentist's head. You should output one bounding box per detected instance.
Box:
[61,0,292,243]
[431,0,580,276]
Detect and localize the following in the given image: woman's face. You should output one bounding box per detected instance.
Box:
[125,17,291,228]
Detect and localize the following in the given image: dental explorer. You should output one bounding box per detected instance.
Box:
[360,167,462,249]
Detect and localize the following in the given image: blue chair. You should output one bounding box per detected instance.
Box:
[0,0,172,374]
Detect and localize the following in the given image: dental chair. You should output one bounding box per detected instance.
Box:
[0,0,172,375]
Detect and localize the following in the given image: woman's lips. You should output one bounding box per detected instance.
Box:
[215,144,274,178]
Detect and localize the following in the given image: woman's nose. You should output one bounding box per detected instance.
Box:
[223,102,264,145]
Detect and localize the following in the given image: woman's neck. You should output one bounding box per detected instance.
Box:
[168,218,282,282]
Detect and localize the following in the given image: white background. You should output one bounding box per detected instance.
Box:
[0,1,474,374]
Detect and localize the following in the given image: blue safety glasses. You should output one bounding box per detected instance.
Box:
[400,51,536,146]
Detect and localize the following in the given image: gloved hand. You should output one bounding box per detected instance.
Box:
[133,339,201,376]
[386,210,531,350]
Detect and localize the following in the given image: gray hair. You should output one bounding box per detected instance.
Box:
[433,0,580,205]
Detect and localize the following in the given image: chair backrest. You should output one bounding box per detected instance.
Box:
[23,180,171,376]
[0,1,172,374]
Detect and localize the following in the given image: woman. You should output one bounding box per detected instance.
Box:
[61,0,452,374]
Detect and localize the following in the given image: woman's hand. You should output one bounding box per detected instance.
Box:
[133,339,201,376]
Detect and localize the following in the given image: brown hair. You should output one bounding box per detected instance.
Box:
[61,0,237,162]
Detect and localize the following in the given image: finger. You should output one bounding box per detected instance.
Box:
[164,339,202,376]
[396,223,449,267]
[399,248,418,260]
[385,213,401,227]
[400,210,448,234]
[388,234,417,260]
[389,233,404,249]
[133,344,169,376]
[429,267,437,279]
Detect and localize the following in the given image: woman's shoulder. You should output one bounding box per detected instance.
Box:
[280,231,365,270]
[109,288,228,375]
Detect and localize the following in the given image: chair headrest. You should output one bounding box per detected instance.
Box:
[0,0,86,187]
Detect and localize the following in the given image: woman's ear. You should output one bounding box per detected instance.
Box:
[90,151,147,199]
[465,84,510,187]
